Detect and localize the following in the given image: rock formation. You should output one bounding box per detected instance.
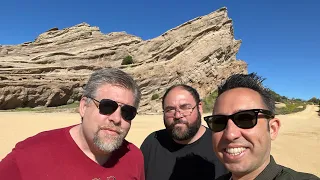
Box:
[0,7,247,114]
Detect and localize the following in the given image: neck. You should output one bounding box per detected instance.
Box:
[70,125,111,165]
[231,156,271,180]
[173,125,206,144]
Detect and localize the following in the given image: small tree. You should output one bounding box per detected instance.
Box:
[121,55,134,65]
[308,97,319,104]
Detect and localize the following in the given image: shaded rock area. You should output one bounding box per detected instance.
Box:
[0,7,247,114]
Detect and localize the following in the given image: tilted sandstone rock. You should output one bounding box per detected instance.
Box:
[0,7,247,114]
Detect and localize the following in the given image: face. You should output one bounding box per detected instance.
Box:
[163,87,202,141]
[79,84,135,153]
[212,88,280,177]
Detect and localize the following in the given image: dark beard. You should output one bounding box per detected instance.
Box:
[164,110,201,141]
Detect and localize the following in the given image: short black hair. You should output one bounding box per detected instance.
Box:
[217,73,275,113]
[162,84,201,109]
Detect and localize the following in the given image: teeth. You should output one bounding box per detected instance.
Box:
[226,147,246,156]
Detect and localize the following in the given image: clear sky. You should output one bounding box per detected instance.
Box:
[1,0,319,100]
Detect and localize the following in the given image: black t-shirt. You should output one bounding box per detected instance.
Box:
[140,126,228,180]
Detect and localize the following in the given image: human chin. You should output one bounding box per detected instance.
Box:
[220,148,252,175]
[93,129,126,152]
[166,115,201,141]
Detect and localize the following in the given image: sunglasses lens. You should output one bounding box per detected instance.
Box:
[121,105,137,121]
[234,111,256,129]
[99,99,118,115]
[209,115,228,132]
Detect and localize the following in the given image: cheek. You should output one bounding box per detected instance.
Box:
[241,126,269,146]
[83,111,104,131]
[164,117,173,124]
[121,120,131,132]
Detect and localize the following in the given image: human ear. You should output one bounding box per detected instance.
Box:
[79,96,88,118]
[198,101,203,114]
[269,117,281,140]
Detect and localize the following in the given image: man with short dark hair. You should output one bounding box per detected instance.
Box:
[0,68,145,180]
[204,73,319,180]
[141,84,228,180]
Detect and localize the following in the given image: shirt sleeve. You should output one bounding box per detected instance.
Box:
[0,151,22,180]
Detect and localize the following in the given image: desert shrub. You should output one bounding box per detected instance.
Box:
[202,90,218,113]
[121,55,134,65]
[269,89,289,102]
[308,97,320,104]
[275,102,306,115]
[151,93,159,100]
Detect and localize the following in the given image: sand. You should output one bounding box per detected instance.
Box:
[0,105,319,176]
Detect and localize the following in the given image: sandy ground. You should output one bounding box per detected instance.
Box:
[0,105,319,176]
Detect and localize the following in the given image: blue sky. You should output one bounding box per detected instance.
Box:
[0,0,319,100]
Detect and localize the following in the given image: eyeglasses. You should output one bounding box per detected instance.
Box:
[163,104,198,117]
[87,96,137,121]
[204,109,274,132]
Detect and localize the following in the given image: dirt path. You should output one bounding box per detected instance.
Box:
[271,105,320,176]
[0,105,319,176]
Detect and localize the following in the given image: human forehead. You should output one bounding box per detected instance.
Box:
[95,84,135,106]
[214,87,266,114]
[164,87,196,106]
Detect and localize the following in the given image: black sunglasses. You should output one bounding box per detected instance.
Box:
[204,109,274,132]
[86,96,137,121]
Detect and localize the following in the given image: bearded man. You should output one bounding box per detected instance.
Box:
[0,68,145,180]
[140,84,228,180]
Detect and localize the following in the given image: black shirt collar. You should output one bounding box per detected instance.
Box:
[220,156,282,180]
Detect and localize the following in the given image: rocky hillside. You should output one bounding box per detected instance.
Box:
[0,7,247,114]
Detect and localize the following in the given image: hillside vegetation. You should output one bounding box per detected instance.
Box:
[202,89,318,115]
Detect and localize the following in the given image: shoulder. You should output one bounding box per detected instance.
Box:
[115,140,144,167]
[191,126,213,146]
[117,140,143,160]
[277,166,320,180]
[1,126,74,171]
[202,126,212,138]
[15,125,74,150]
[140,129,167,148]
[125,140,144,158]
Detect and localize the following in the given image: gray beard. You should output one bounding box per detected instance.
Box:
[93,126,127,153]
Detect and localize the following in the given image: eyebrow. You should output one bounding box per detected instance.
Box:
[164,103,193,108]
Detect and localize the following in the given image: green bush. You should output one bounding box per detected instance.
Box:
[275,102,306,115]
[308,97,320,104]
[151,93,159,100]
[121,55,134,65]
[202,90,218,113]
[269,89,288,102]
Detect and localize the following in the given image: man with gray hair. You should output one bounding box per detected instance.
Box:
[0,68,145,180]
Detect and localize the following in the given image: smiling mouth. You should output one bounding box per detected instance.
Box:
[225,147,247,156]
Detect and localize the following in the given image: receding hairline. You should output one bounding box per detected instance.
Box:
[163,85,192,99]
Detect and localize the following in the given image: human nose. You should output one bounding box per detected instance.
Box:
[107,106,122,124]
[173,109,183,118]
[222,119,241,141]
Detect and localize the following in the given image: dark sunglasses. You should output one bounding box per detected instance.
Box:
[86,96,137,121]
[204,109,274,132]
